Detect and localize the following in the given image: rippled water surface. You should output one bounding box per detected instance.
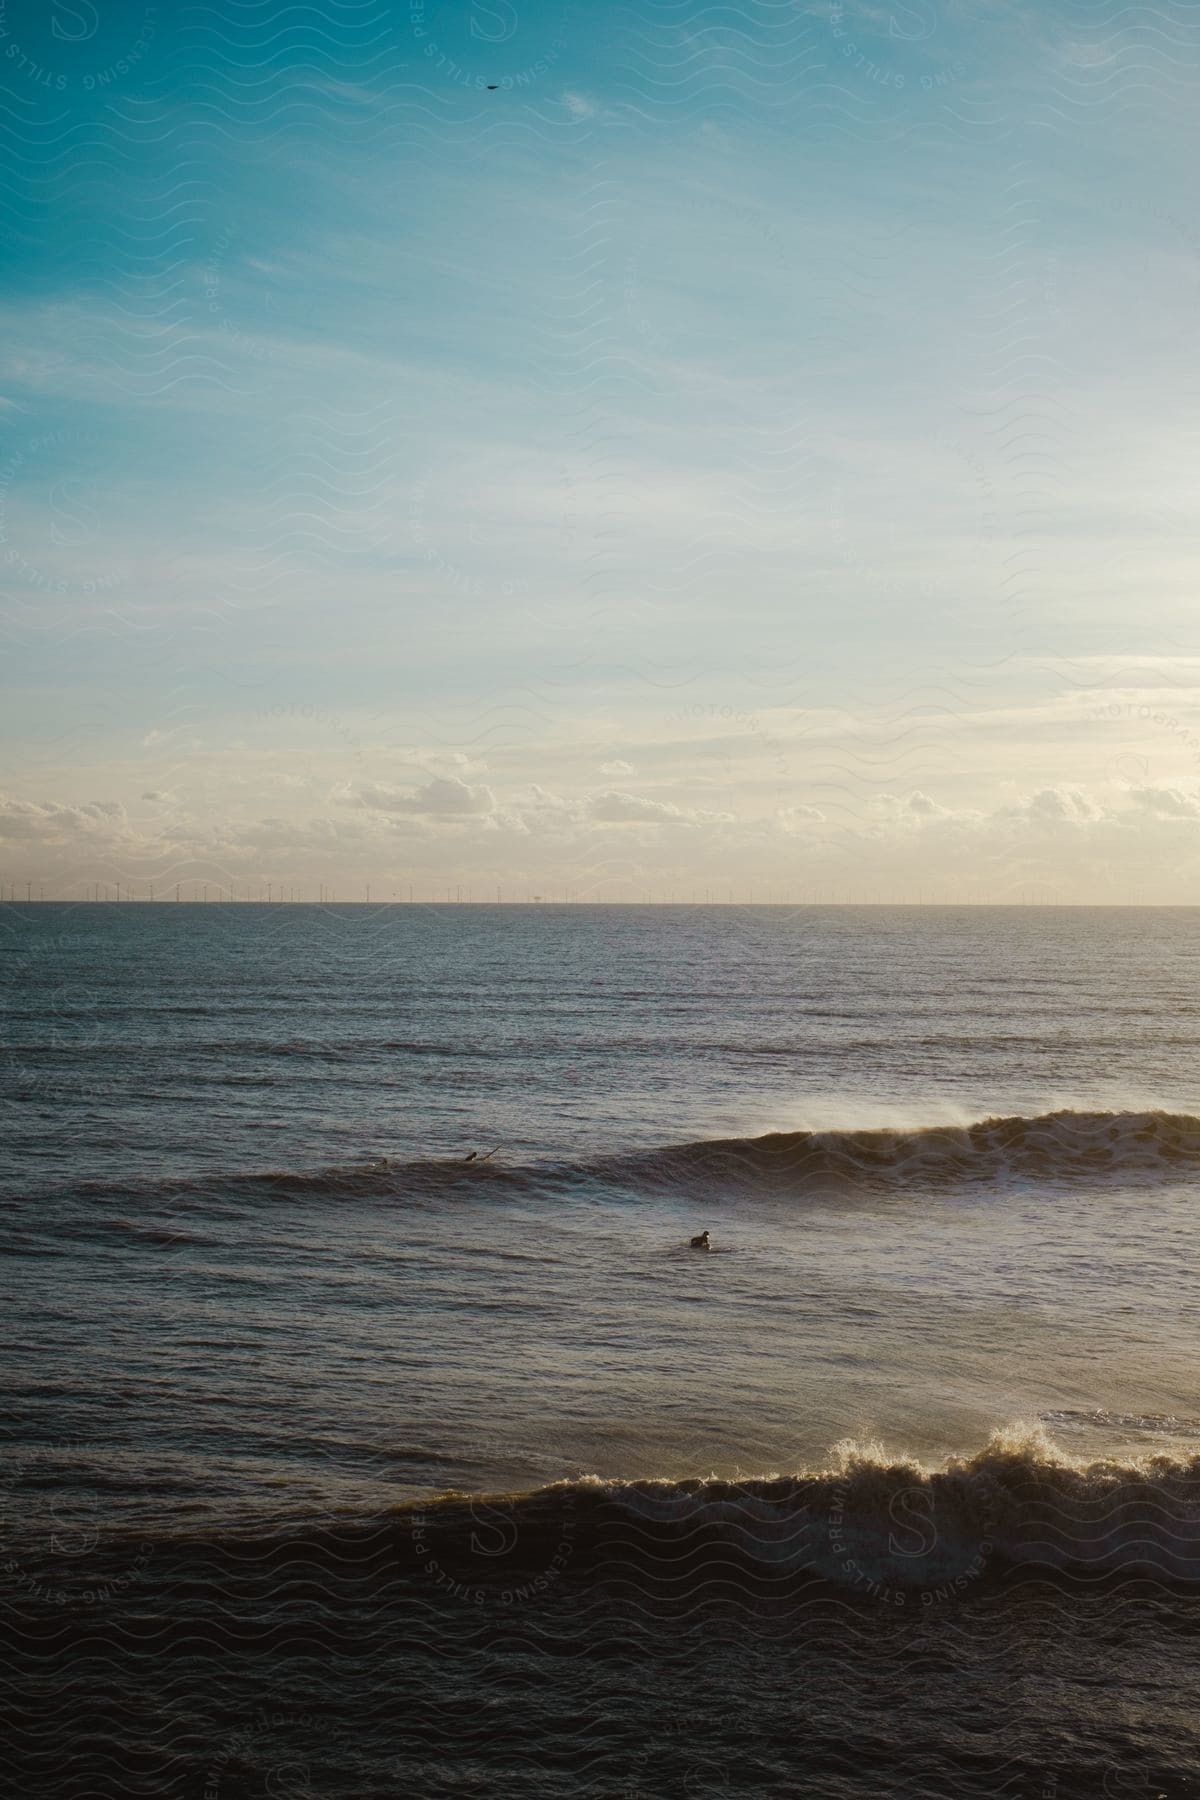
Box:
[4,903,1200,1796]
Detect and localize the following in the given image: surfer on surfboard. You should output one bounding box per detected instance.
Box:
[689,1230,711,1250]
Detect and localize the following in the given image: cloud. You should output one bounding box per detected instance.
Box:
[1022,788,1102,822]
[399,749,490,778]
[589,790,684,823]
[8,769,1200,901]
[600,759,636,776]
[587,790,732,826]
[227,816,377,851]
[354,776,495,817]
[510,784,734,830]
[1128,786,1200,818]
[985,788,1103,826]
[0,795,130,845]
[907,790,942,817]
[873,790,952,823]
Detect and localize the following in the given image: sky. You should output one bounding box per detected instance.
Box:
[2,0,1200,901]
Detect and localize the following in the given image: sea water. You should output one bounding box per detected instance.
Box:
[4,903,1200,1796]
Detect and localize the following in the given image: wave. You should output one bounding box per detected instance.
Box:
[45,1109,1200,1214]
[604,1108,1200,1194]
[54,1425,1200,1609]
[393,1423,1200,1597]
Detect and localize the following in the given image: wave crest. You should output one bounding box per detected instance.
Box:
[608,1108,1200,1193]
[62,1109,1200,1212]
[405,1424,1200,1594]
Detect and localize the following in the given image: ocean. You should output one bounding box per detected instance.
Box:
[4,902,1200,1797]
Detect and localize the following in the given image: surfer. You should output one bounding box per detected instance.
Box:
[465,1147,500,1163]
[689,1230,711,1250]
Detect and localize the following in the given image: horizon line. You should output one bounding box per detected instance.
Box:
[0,898,1189,910]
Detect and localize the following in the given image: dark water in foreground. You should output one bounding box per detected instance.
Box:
[4,904,1200,1795]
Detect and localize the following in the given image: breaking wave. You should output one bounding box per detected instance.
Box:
[397,1423,1200,1596]
[603,1108,1200,1194]
[12,1428,1200,1633]
[58,1425,1200,1604]
[50,1110,1200,1214]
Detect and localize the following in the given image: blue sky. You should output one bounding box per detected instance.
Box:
[2,0,1200,900]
